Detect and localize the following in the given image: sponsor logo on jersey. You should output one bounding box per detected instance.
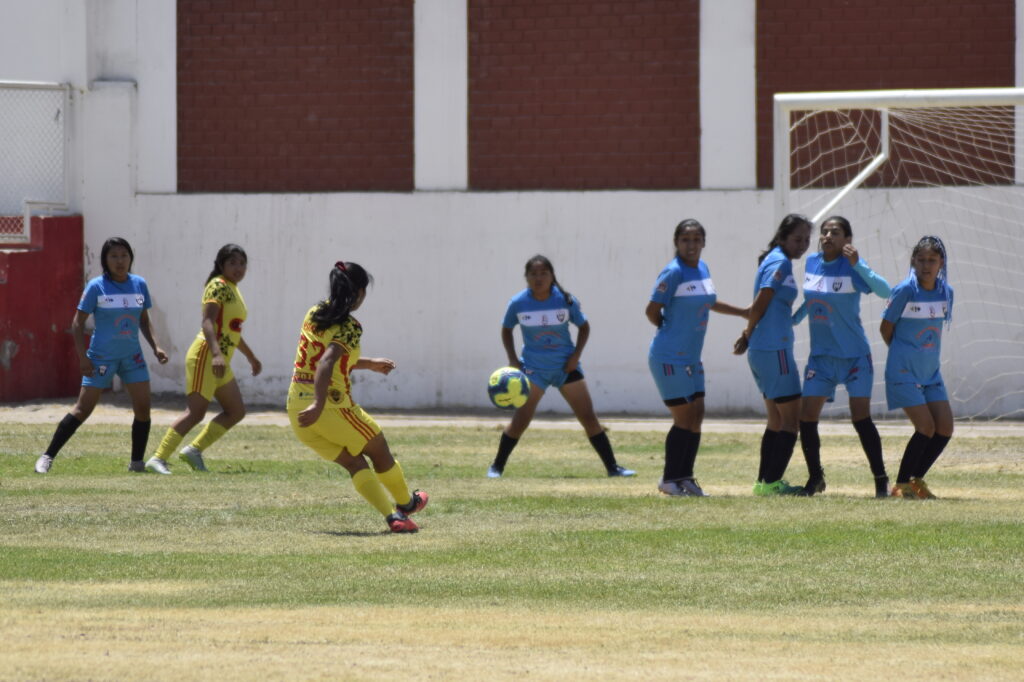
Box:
[903,301,946,320]
[673,278,716,297]
[518,309,571,327]
[97,294,145,309]
[804,274,853,295]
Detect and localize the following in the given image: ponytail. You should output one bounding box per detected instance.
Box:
[310,261,372,332]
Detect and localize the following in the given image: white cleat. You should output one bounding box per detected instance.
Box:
[487,465,503,479]
[35,454,54,474]
[178,445,209,472]
[145,457,172,475]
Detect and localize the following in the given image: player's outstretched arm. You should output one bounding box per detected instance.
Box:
[353,357,396,375]
[711,301,750,319]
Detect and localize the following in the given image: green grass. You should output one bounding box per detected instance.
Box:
[2,423,1022,617]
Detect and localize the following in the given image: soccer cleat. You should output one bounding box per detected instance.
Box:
[145,457,172,475]
[798,470,827,497]
[608,465,636,477]
[178,445,209,472]
[891,482,916,499]
[756,479,803,496]
[487,465,503,479]
[127,460,146,473]
[658,479,686,496]
[386,511,419,533]
[34,454,54,474]
[753,480,769,496]
[678,477,709,497]
[874,475,890,498]
[909,478,937,500]
[397,489,429,516]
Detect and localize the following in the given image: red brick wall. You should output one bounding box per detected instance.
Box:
[178,0,414,192]
[757,0,1016,188]
[468,0,700,190]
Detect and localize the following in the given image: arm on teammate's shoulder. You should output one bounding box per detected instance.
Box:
[645,300,663,327]
[711,301,750,319]
[791,301,808,325]
[853,259,892,298]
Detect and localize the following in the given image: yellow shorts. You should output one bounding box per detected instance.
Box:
[185,337,235,400]
[288,401,382,461]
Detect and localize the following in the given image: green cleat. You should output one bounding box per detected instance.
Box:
[755,479,804,496]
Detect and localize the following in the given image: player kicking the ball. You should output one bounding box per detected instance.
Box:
[287,261,427,533]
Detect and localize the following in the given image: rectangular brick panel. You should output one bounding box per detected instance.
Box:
[756,0,1015,188]
[178,0,413,192]
[469,0,700,190]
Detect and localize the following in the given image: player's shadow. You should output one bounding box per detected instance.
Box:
[313,529,387,537]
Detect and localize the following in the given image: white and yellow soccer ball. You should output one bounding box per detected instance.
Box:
[487,366,531,410]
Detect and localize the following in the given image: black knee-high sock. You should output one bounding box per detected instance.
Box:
[131,419,151,462]
[681,430,701,479]
[852,417,886,477]
[896,432,930,483]
[491,432,519,471]
[758,429,778,481]
[768,430,798,483]
[663,426,690,481]
[588,430,618,473]
[799,421,822,476]
[44,413,82,458]
[915,434,951,479]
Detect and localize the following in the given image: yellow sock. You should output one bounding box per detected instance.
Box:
[153,428,184,460]
[351,468,394,517]
[376,460,412,507]
[191,421,228,452]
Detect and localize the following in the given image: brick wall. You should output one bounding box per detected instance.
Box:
[468,0,700,190]
[178,0,414,192]
[757,0,1016,188]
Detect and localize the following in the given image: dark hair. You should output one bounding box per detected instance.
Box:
[759,213,812,264]
[310,261,372,332]
[100,237,134,276]
[524,254,573,305]
[673,218,706,245]
[910,235,952,324]
[820,215,852,238]
[207,243,248,283]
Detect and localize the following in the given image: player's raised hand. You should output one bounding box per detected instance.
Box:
[842,243,860,266]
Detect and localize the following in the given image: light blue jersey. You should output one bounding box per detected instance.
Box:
[749,247,798,351]
[882,275,953,385]
[648,257,717,364]
[502,287,586,371]
[78,273,152,360]
[801,253,873,358]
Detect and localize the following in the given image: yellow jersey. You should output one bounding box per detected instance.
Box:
[288,305,362,409]
[192,276,247,360]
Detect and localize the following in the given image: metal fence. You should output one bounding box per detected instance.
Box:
[0,81,70,242]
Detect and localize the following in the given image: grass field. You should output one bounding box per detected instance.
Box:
[2,419,1023,680]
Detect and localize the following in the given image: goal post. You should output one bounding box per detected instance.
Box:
[774,87,1024,420]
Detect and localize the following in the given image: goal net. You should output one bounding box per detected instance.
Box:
[776,88,1024,421]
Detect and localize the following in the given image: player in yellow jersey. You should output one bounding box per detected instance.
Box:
[146,244,262,474]
[287,261,428,533]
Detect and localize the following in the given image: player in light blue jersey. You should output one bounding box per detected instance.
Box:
[646,219,748,497]
[488,255,635,478]
[792,216,892,498]
[733,214,811,496]
[35,238,169,474]
[881,236,954,499]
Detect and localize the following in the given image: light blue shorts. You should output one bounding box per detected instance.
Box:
[82,350,150,388]
[522,365,584,391]
[747,348,801,401]
[886,378,948,410]
[802,353,874,401]
[649,357,705,404]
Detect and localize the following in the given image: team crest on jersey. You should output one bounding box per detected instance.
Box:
[97,365,108,376]
[656,281,668,293]
[684,365,693,377]
[328,388,342,403]
[832,279,842,292]
[557,311,566,323]
[805,369,816,380]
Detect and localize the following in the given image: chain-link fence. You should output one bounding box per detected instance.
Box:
[0,81,69,242]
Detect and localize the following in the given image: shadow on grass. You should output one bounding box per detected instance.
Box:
[312,530,387,538]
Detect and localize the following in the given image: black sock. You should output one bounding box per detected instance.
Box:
[681,430,701,479]
[588,430,618,473]
[799,421,822,477]
[491,432,518,471]
[131,419,151,462]
[663,426,690,481]
[853,417,886,477]
[44,413,82,459]
[896,432,931,483]
[915,434,951,479]
[768,430,798,483]
[758,429,778,481]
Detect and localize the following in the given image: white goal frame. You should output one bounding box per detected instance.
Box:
[773,87,1024,224]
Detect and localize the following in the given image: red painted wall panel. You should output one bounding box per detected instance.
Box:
[469,0,700,190]
[0,216,84,403]
[756,0,1015,188]
[178,0,414,192]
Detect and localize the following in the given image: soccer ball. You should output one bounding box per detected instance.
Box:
[487,367,531,409]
